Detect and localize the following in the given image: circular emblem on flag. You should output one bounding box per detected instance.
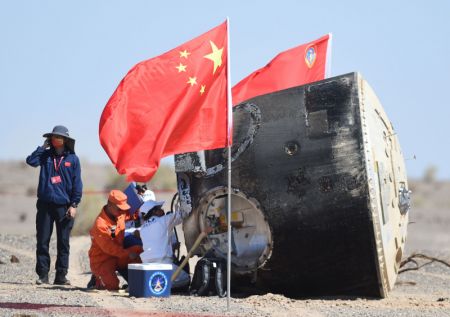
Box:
[305,45,317,68]
[148,271,168,295]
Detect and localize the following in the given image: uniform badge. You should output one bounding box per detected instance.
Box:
[51,176,62,184]
[65,162,71,167]
[305,45,317,68]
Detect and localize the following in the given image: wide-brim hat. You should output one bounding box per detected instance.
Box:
[43,125,76,153]
[139,200,165,214]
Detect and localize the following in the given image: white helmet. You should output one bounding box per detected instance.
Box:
[141,189,156,202]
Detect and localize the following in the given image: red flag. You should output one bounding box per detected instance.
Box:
[232,34,331,105]
[99,21,228,182]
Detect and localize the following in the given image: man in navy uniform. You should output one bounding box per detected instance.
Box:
[26,125,83,285]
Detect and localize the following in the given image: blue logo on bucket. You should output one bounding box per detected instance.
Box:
[149,271,168,295]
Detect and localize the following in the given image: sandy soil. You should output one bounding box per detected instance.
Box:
[0,161,449,316]
[0,232,449,317]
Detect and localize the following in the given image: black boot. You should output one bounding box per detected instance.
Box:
[36,274,49,285]
[54,271,70,285]
[86,274,96,289]
[117,268,128,282]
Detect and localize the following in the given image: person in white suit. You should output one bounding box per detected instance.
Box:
[138,199,191,289]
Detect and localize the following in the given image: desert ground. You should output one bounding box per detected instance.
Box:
[0,161,449,316]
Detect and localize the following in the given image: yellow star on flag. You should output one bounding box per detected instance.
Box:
[187,77,197,86]
[200,85,206,95]
[204,41,223,74]
[180,50,190,58]
[176,63,187,72]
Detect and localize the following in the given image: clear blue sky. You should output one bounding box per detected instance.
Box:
[1,0,449,179]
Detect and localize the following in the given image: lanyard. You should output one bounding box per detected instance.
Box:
[53,156,64,173]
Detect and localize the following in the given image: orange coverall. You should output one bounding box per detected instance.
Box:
[88,207,142,290]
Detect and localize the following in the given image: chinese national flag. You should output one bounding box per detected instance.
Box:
[99,21,228,182]
[232,34,331,105]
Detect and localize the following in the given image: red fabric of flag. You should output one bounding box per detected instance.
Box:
[99,21,228,182]
[232,34,331,105]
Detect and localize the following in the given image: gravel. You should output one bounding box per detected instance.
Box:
[0,237,100,316]
[0,232,449,316]
[0,180,449,316]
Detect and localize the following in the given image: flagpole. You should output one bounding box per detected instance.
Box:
[325,33,333,78]
[226,16,233,312]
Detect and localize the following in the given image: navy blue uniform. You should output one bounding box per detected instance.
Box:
[26,146,83,278]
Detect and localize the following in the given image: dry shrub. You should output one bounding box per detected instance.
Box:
[103,164,177,191]
[423,165,438,183]
[148,164,177,191]
[72,164,176,236]
[104,172,128,192]
[26,186,36,197]
[71,190,105,236]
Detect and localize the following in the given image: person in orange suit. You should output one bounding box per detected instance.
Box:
[88,190,143,290]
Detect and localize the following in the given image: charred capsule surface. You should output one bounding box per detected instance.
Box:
[176,72,409,298]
